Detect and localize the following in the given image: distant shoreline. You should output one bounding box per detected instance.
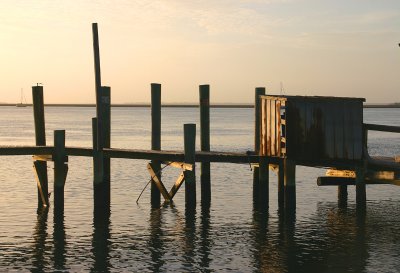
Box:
[0,103,399,108]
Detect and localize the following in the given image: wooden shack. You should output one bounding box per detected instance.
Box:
[259,95,365,165]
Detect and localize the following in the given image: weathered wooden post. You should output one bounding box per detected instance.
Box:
[199,84,211,204]
[101,86,111,206]
[356,165,366,210]
[151,83,161,207]
[184,124,196,209]
[338,185,348,208]
[283,159,296,212]
[53,130,68,212]
[258,156,269,211]
[253,87,265,204]
[278,160,285,209]
[32,85,49,207]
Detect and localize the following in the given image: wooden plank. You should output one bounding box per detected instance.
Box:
[272,100,277,156]
[276,101,281,157]
[260,98,267,155]
[168,172,185,200]
[317,176,355,186]
[32,154,53,161]
[165,161,193,171]
[326,169,356,178]
[266,99,271,156]
[147,163,170,201]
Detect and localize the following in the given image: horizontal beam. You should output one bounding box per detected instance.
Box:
[0,146,53,155]
[364,123,400,133]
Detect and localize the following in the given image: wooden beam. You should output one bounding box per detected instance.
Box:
[364,123,400,133]
[164,161,193,171]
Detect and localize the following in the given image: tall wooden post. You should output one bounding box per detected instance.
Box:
[93,117,104,208]
[258,156,269,211]
[184,124,196,210]
[32,85,49,207]
[253,87,265,204]
[278,160,285,209]
[54,130,67,212]
[151,83,161,207]
[283,159,296,212]
[338,185,348,208]
[101,86,111,207]
[356,165,366,210]
[199,84,211,204]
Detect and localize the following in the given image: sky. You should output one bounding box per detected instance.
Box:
[0,0,399,104]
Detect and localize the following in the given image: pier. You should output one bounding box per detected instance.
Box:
[0,23,399,216]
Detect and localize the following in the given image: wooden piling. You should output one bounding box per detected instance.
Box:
[92,118,104,208]
[278,160,285,209]
[151,83,161,207]
[101,86,111,206]
[283,159,296,212]
[32,85,49,207]
[258,156,269,211]
[253,87,265,203]
[199,84,211,204]
[338,185,348,208]
[356,165,366,209]
[184,124,196,209]
[92,23,104,153]
[54,130,68,211]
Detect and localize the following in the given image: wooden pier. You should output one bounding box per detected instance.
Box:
[1,23,399,216]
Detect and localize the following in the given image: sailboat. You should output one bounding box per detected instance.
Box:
[16,88,27,107]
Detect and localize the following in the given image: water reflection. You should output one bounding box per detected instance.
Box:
[31,207,49,273]
[91,208,111,273]
[199,203,212,272]
[148,208,165,273]
[53,209,66,271]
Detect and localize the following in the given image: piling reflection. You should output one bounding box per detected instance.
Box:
[52,209,66,271]
[91,208,111,273]
[199,202,212,272]
[148,208,165,273]
[31,207,49,273]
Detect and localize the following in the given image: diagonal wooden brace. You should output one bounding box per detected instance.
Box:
[33,161,48,207]
[169,172,185,200]
[147,162,171,201]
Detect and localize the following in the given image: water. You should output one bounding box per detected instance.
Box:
[0,106,399,272]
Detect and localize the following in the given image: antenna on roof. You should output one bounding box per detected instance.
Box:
[36,83,43,86]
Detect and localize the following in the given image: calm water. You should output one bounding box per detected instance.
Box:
[0,106,399,273]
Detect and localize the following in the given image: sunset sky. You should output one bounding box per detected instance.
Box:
[0,0,399,104]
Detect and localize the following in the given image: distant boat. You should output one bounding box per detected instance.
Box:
[16,88,27,107]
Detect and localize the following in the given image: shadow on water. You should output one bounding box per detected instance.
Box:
[249,204,370,273]
[31,207,49,273]
[91,207,111,273]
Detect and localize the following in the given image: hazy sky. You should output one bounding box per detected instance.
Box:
[1,0,399,104]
